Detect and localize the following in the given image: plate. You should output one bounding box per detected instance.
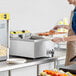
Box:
[7,58,27,64]
[31,33,53,40]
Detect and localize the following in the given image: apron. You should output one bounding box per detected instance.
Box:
[65,11,76,66]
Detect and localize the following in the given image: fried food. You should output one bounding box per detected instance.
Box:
[0,45,7,56]
[38,30,66,36]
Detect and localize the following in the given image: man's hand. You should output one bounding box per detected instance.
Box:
[53,25,69,30]
[53,25,62,30]
[51,37,64,43]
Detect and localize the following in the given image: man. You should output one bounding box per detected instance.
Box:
[52,0,76,65]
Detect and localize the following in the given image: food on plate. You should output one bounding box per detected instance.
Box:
[49,30,55,35]
[43,70,55,75]
[40,70,70,76]
[54,32,66,34]
[49,30,55,33]
[40,72,47,76]
[38,30,66,36]
[38,32,50,36]
[38,33,44,36]
[43,70,60,76]
[0,45,7,56]
[43,32,50,36]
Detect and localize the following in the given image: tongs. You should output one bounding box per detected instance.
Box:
[70,56,76,62]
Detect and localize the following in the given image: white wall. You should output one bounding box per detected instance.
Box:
[0,0,74,33]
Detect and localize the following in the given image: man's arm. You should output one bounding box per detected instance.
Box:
[62,25,69,30]
[51,35,76,43]
[64,35,76,42]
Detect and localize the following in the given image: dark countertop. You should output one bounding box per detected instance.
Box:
[60,64,76,74]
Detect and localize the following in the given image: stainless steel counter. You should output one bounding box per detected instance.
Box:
[0,57,57,72]
[0,48,66,72]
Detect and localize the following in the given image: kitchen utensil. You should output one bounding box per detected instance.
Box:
[10,36,55,58]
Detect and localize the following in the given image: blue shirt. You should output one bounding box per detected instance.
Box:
[72,7,76,34]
